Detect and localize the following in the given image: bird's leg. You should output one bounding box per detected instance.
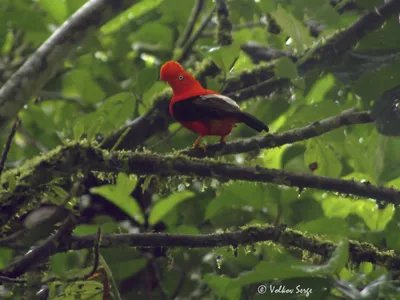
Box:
[219,136,227,146]
[192,136,206,151]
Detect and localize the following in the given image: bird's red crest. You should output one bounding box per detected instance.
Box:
[160,61,184,82]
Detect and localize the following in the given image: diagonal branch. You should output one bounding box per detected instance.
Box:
[0,0,138,130]
[0,118,20,177]
[178,4,217,62]
[181,109,374,158]
[175,0,205,48]
[0,213,77,278]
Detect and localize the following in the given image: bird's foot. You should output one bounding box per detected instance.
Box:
[219,136,227,147]
[192,143,207,152]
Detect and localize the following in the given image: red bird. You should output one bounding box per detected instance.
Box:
[160,61,269,149]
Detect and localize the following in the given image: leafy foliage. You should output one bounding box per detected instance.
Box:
[1,0,400,299]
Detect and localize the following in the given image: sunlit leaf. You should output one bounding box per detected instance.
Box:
[270,5,314,53]
[149,190,194,225]
[39,0,67,24]
[200,43,241,72]
[91,173,144,224]
[101,0,164,34]
[275,56,298,79]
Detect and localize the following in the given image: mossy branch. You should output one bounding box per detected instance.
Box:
[181,109,374,157]
[216,0,233,46]
[2,140,399,212]
[4,224,399,279]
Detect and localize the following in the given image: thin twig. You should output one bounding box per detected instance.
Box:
[18,125,48,153]
[99,255,122,300]
[169,267,186,300]
[0,275,26,284]
[151,259,168,300]
[36,91,83,106]
[176,0,205,48]
[178,4,218,62]
[84,226,102,280]
[201,21,266,38]
[147,126,183,151]
[0,118,20,177]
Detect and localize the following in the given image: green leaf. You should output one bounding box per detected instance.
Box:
[206,182,265,219]
[371,85,400,137]
[304,138,342,177]
[98,92,135,131]
[101,0,164,34]
[86,115,104,142]
[56,281,103,299]
[0,248,13,269]
[275,57,298,80]
[73,220,119,235]
[110,259,147,280]
[293,0,340,28]
[149,190,194,225]
[50,253,70,278]
[62,69,105,105]
[91,173,145,224]
[296,239,348,274]
[48,185,70,205]
[305,74,336,104]
[385,208,400,251]
[73,121,85,140]
[204,275,241,300]
[270,5,313,53]
[200,43,240,72]
[258,0,277,12]
[66,0,82,15]
[230,261,312,287]
[39,0,67,24]
[324,239,349,273]
[136,67,159,95]
[295,217,350,237]
[133,22,174,49]
[354,59,400,106]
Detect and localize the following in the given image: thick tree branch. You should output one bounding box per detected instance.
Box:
[241,42,298,63]
[102,0,400,151]
[2,141,399,207]
[34,225,400,273]
[0,0,138,130]
[181,109,374,158]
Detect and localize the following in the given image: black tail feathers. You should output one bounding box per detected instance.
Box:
[238,112,269,132]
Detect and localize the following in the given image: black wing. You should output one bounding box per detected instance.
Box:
[171,94,241,122]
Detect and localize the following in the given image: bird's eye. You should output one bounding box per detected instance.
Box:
[178,75,184,80]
